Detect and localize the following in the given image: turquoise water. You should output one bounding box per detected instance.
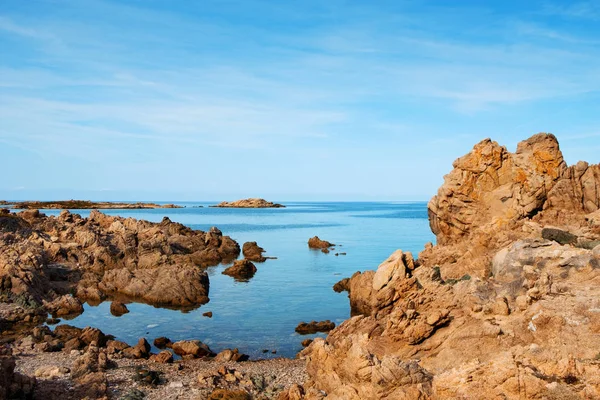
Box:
[42,202,434,358]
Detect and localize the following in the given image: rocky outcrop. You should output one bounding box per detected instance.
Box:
[242,241,267,262]
[0,210,240,315]
[212,198,285,208]
[298,133,600,399]
[307,236,334,249]
[222,260,257,281]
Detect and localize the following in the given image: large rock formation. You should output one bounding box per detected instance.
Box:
[0,210,240,318]
[212,198,285,208]
[291,133,600,399]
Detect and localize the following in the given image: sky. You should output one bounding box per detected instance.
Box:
[1,0,599,201]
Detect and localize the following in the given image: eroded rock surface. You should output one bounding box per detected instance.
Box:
[0,210,240,319]
[298,133,600,399]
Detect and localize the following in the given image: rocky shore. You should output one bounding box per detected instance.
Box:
[211,199,285,208]
[2,132,599,399]
[277,133,600,399]
[3,201,183,210]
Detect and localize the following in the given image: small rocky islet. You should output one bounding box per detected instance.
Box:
[2,132,600,399]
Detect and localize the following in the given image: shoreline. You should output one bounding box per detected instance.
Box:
[0,200,184,210]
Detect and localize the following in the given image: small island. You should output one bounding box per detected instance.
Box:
[210,198,285,208]
[2,200,183,210]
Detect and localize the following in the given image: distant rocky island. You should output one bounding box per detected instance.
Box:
[1,200,182,209]
[211,198,285,208]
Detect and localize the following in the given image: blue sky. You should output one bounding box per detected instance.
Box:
[1,0,599,201]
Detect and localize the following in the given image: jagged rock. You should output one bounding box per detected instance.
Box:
[212,198,285,208]
[222,260,257,281]
[79,327,108,347]
[71,344,113,380]
[0,210,240,317]
[122,338,151,359]
[171,340,214,358]
[295,320,335,335]
[308,236,334,249]
[242,241,267,262]
[109,301,129,316]
[299,133,600,399]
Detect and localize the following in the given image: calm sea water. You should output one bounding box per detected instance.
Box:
[40,202,434,358]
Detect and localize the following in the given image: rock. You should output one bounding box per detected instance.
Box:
[332,277,349,292]
[34,365,70,379]
[208,388,252,400]
[0,209,241,318]
[222,260,257,281]
[122,338,151,359]
[202,311,213,318]
[308,236,334,249]
[133,368,161,385]
[53,324,83,341]
[153,337,172,349]
[149,351,173,364]
[295,320,335,334]
[214,348,249,362]
[211,198,285,208]
[242,241,267,262]
[171,340,214,358]
[299,134,600,399]
[64,337,85,353]
[301,339,313,347]
[277,384,305,400]
[110,301,129,316]
[79,327,108,347]
[44,294,84,317]
[542,227,578,245]
[71,344,113,379]
[106,340,130,354]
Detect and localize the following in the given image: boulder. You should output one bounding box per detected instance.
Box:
[109,301,129,316]
[153,337,172,349]
[171,340,214,358]
[149,351,173,364]
[214,348,249,362]
[242,241,267,262]
[222,260,257,281]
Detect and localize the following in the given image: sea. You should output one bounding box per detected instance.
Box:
[39,202,434,359]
